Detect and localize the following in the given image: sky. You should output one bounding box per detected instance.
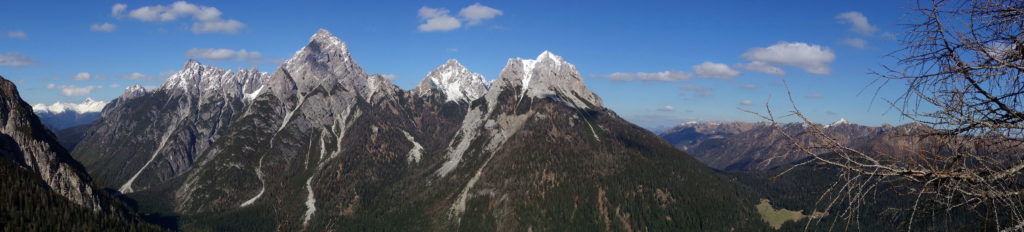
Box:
[0,0,921,130]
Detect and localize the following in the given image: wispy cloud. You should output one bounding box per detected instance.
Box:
[47,84,102,96]
[740,84,760,89]
[73,72,92,81]
[596,70,693,82]
[597,61,740,82]
[740,100,754,105]
[112,3,127,17]
[841,38,867,48]
[7,30,26,39]
[90,23,117,32]
[678,85,713,97]
[115,1,245,34]
[658,105,675,112]
[0,52,37,67]
[120,72,160,81]
[185,48,262,61]
[836,11,878,35]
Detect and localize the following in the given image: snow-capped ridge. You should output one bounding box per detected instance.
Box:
[32,98,108,114]
[158,60,269,99]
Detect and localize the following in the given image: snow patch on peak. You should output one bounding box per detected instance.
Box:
[825,118,850,128]
[32,98,108,114]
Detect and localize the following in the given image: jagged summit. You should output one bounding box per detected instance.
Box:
[159,59,268,98]
[412,58,490,103]
[493,50,602,109]
[161,59,229,91]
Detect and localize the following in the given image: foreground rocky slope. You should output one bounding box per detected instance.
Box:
[78,29,769,231]
[0,76,161,230]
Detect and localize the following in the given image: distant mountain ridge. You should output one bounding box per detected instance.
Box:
[32,98,106,131]
[659,119,947,171]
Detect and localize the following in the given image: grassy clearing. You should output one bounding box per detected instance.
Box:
[755,198,807,229]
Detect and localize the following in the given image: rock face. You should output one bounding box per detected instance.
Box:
[0,76,102,210]
[78,29,768,231]
[659,120,952,171]
[32,98,106,131]
[72,60,269,193]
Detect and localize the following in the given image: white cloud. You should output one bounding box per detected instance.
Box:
[120,72,159,81]
[693,62,740,79]
[740,100,754,105]
[597,70,694,82]
[741,42,835,75]
[841,38,867,48]
[734,61,784,76]
[185,48,262,61]
[418,7,461,32]
[0,52,37,67]
[47,84,101,96]
[73,72,92,81]
[90,23,117,32]
[192,19,244,34]
[7,30,26,39]
[678,85,713,97]
[459,3,503,26]
[419,3,503,32]
[658,105,675,112]
[123,1,245,34]
[112,3,128,17]
[836,11,877,35]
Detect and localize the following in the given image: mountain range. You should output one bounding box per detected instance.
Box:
[62,29,770,231]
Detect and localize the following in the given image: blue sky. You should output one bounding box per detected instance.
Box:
[0,0,918,129]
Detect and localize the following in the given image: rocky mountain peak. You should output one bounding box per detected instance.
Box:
[272,29,367,98]
[412,58,489,102]
[493,50,602,109]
